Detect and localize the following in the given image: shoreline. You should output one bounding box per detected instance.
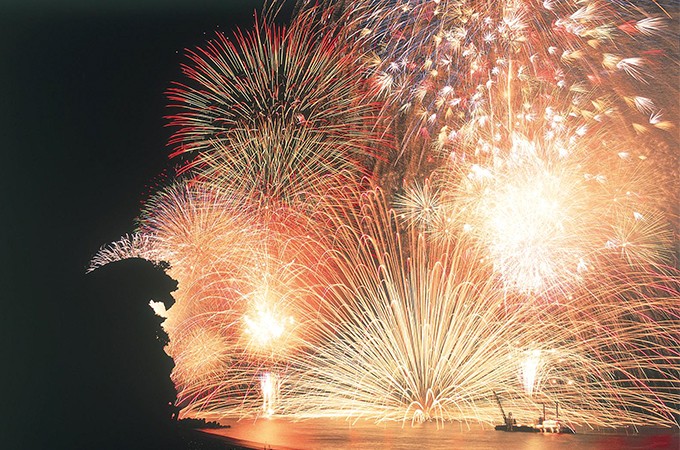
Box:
[191,428,298,450]
[187,419,678,450]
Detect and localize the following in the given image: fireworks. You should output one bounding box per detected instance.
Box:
[91,0,679,431]
[281,188,680,427]
[165,6,387,211]
[432,129,670,297]
[261,372,280,417]
[519,350,543,397]
[89,233,163,272]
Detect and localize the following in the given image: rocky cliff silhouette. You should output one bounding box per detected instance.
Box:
[66,258,181,449]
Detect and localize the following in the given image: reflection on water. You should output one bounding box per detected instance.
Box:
[207,418,679,450]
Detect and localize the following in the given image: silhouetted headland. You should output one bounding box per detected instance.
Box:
[12,257,260,449]
[65,258,181,449]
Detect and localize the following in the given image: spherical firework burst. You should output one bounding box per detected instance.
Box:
[136,181,261,279]
[393,178,442,230]
[166,7,387,210]
[440,131,604,296]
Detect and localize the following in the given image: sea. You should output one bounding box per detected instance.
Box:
[206,419,680,450]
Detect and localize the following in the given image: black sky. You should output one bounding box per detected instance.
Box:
[1,0,283,277]
[0,1,294,446]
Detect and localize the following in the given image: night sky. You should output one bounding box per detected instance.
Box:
[1,1,291,445]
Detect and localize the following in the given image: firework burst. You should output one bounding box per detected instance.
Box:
[310,0,679,190]
[280,187,680,427]
[89,0,680,431]
[88,233,163,272]
[166,7,387,210]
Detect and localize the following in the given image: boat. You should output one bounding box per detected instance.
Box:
[534,419,576,434]
[534,402,576,434]
[493,392,576,434]
[493,391,538,433]
[494,422,538,432]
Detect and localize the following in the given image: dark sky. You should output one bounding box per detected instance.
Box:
[0,1,293,444]
[2,0,280,277]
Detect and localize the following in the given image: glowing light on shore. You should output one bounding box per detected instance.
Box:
[261,372,280,417]
[519,350,543,397]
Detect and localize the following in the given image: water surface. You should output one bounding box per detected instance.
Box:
[208,418,679,449]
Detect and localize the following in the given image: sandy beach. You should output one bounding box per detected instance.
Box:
[191,428,293,450]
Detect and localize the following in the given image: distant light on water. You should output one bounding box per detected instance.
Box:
[261,372,279,418]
